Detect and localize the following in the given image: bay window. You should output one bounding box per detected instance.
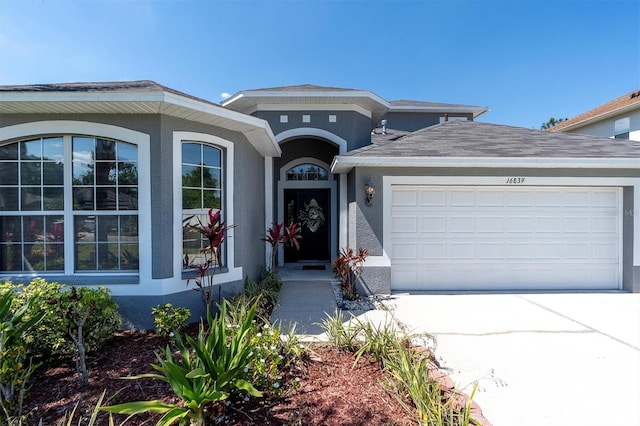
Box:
[0,135,139,274]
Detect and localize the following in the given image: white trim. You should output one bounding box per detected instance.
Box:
[275,128,348,154]
[222,89,389,109]
[331,155,640,173]
[0,120,152,284]
[277,158,337,265]
[250,103,373,118]
[0,90,281,157]
[383,176,640,267]
[339,175,348,250]
[264,157,274,268]
[172,131,242,288]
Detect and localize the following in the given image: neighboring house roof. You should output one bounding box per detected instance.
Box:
[388,99,488,118]
[0,80,281,157]
[332,120,640,173]
[549,89,640,132]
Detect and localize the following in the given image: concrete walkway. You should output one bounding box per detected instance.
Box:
[271,279,337,338]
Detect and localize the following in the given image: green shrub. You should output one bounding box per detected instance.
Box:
[102,300,262,425]
[317,309,361,352]
[242,270,282,322]
[151,304,191,337]
[0,290,45,423]
[13,279,67,360]
[1,280,121,387]
[58,286,121,386]
[246,323,287,397]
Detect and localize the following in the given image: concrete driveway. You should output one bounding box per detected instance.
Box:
[381,293,640,426]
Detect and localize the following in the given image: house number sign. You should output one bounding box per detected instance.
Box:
[505,177,526,184]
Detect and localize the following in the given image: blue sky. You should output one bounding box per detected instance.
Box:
[1,0,638,129]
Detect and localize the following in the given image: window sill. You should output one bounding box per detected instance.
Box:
[181,267,229,281]
[0,273,140,286]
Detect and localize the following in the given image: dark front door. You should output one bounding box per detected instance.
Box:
[284,188,330,262]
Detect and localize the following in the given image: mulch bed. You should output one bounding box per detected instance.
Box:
[25,327,417,425]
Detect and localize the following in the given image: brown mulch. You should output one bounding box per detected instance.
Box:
[25,327,417,425]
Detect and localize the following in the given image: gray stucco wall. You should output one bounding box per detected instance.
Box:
[1,113,267,327]
[383,112,473,132]
[255,110,373,150]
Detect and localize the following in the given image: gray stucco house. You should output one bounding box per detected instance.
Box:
[1,81,639,328]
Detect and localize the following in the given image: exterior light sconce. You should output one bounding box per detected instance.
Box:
[365,179,376,207]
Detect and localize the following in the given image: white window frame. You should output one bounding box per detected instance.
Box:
[172,132,241,285]
[614,117,630,139]
[0,121,151,280]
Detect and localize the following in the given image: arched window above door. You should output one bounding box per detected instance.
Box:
[285,164,329,181]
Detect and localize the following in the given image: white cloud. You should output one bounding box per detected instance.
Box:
[220,92,231,100]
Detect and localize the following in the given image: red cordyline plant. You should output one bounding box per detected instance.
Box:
[184,209,235,311]
[261,222,302,271]
[332,247,369,301]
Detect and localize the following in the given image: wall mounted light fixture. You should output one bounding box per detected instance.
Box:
[365,179,375,207]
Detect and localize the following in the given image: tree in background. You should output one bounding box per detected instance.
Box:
[541,117,568,130]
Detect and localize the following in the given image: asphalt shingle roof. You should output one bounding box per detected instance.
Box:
[0,80,219,106]
[347,120,640,158]
[549,89,640,132]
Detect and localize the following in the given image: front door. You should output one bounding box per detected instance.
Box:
[284,188,330,262]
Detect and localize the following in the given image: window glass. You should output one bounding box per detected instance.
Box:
[181,142,224,268]
[286,164,329,181]
[614,117,630,139]
[0,136,139,273]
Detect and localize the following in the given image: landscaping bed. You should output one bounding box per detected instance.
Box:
[25,328,416,425]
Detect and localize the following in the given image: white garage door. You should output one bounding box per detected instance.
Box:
[390,186,622,291]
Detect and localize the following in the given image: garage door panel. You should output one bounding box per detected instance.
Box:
[505,216,534,232]
[421,216,446,232]
[477,190,504,206]
[478,216,504,232]
[592,191,618,207]
[421,242,446,259]
[419,189,446,206]
[390,186,622,291]
[392,242,418,260]
[536,217,563,232]
[392,216,418,233]
[449,242,475,259]
[449,216,475,232]
[392,189,418,206]
[592,217,617,233]
[563,191,590,207]
[450,190,476,206]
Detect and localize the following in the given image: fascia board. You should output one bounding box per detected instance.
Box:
[1,90,281,157]
[389,105,489,117]
[222,89,390,109]
[331,156,640,173]
[556,103,640,133]
[0,90,166,105]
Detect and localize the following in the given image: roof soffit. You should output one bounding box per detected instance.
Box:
[222,89,390,125]
[0,88,281,157]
